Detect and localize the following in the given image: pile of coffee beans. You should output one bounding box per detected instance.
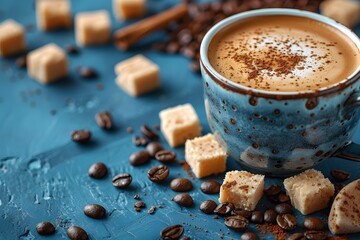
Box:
[154,0,323,73]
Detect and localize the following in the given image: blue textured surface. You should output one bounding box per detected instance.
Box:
[0,0,359,239]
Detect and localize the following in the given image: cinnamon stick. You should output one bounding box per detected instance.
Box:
[114,4,188,50]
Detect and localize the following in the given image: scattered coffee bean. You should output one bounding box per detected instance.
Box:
[275,203,293,214]
[224,215,249,231]
[78,66,97,78]
[83,204,106,219]
[232,209,252,219]
[278,192,290,202]
[146,142,164,157]
[15,56,27,68]
[65,44,79,54]
[264,209,277,223]
[241,232,259,240]
[141,124,159,139]
[88,162,108,179]
[36,221,55,236]
[200,180,221,194]
[276,214,297,231]
[148,206,156,214]
[170,178,192,192]
[148,165,169,183]
[132,136,148,146]
[286,233,305,240]
[66,226,88,240]
[134,201,145,208]
[95,112,112,130]
[112,173,132,189]
[71,130,91,143]
[304,230,328,240]
[172,193,193,207]
[250,211,264,224]
[214,202,234,216]
[264,185,282,196]
[331,169,350,182]
[155,150,177,163]
[129,151,150,166]
[135,207,141,212]
[127,127,133,133]
[200,200,217,214]
[133,194,140,200]
[160,225,184,240]
[303,217,324,231]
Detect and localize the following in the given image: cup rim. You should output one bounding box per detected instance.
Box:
[200,8,360,99]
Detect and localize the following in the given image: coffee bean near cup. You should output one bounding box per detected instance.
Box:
[200,9,360,176]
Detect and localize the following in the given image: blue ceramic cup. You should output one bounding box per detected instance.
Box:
[200,9,360,177]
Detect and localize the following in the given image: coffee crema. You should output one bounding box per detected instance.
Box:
[208,15,360,92]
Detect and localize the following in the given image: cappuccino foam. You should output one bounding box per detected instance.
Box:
[208,15,360,92]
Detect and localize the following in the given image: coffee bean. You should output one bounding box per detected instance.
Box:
[286,233,305,240]
[170,178,192,192]
[166,42,180,54]
[172,193,193,207]
[134,201,145,208]
[88,162,108,179]
[250,211,264,224]
[133,194,140,200]
[224,215,249,231]
[15,56,27,68]
[112,173,132,189]
[65,44,79,54]
[241,232,259,240]
[275,203,293,214]
[264,209,277,223]
[200,200,217,214]
[276,214,297,231]
[36,221,55,236]
[71,130,91,143]
[78,66,97,79]
[232,209,252,219]
[303,217,324,230]
[146,142,164,157]
[214,202,234,216]
[264,185,282,196]
[133,136,148,146]
[278,192,290,202]
[148,165,169,183]
[148,206,156,214]
[141,124,159,140]
[83,204,106,219]
[160,225,184,240]
[129,151,150,166]
[200,180,221,194]
[66,226,88,240]
[95,112,112,130]
[331,169,350,182]
[155,150,176,163]
[304,231,328,240]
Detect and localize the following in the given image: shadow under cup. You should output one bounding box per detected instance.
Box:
[200,9,360,177]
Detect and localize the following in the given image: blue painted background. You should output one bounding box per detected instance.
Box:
[0,0,359,239]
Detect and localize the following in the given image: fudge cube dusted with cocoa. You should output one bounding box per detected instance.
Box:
[115,54,160,96]
[113,0,146,20]
[27,43,68,84]
[219,171,264,211]
[159,104,202,147]
[185,134,227,178]
[0,19,26,57]
[329,179,360,235]
[320,0,360,28]
[36,0,71,31]
[75,10,110,46]
[284,169,334,215]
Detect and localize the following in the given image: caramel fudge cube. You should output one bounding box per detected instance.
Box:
[284,169,334,215]
[185,134,227,178]
[113,0,146,20]
[329,179,360,235]
[320,0,360,28]
[159,104,202,147]
[75,10,110,46]
[36,0,71,31]
[115,55,160,96]
[219,171,264,211]
[0,19,26,57]
[27,43,68,84]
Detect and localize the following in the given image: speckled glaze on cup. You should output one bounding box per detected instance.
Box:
[200,9,360,177]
